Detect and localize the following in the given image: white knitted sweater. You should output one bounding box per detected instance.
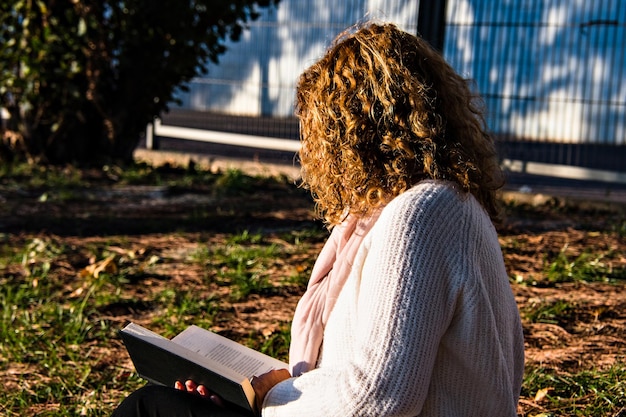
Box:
[263,181,525,416]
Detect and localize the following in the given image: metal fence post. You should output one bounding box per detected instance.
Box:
[145,119,159,150]
[417,0,448,52]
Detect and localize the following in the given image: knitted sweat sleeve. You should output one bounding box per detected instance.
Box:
[262,181,523,417]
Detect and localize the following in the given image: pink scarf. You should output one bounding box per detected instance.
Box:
[289,211,381,376]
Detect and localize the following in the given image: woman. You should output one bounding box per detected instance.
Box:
[112,21,524,417]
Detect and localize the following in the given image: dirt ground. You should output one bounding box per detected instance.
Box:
[2,161,625,415]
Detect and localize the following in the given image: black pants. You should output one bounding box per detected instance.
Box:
[111,385,250,417]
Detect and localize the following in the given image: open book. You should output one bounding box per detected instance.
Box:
[119,322,289,416]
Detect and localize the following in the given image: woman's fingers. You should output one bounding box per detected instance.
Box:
[174,380,222,405]
[185,379,198,393]
[196,384,208,397]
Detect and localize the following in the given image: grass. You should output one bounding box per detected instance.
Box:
[1,251,143,416]
[521,365,626,416]
[1,227,321,416]
[4,227,624,416]
[522,298,577,326]
[543,246,626,284]
[1,162,625,416]
[0,159,249,191]
[502,227,626,286]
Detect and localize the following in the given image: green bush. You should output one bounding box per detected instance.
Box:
[0,0,279,165]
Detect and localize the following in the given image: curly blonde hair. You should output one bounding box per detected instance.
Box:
[296,22,504,226]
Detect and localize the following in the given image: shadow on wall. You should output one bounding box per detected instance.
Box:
[444,0,625,146]
[172,0,420,118]
[174,0,625,147]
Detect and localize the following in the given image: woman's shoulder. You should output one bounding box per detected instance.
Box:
[377,180,489,235]
[386,180,468,214]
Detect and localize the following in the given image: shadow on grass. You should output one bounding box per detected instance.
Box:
[0,184,320,236]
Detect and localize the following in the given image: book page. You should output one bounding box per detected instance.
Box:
[172,326,288,378]
[121,322,169,342]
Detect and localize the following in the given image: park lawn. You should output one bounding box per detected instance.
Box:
[1,162,625,416]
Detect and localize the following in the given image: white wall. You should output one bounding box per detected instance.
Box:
[174,0,419,117]
[174,0,625,145]
[445,0,625,145]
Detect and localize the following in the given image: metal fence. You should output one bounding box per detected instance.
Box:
[152,0,626,183]
[443,0,626,182]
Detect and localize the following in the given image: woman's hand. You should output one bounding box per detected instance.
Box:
[174,368,290,412]
[250,369,291,411]
[174,380,224,407]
